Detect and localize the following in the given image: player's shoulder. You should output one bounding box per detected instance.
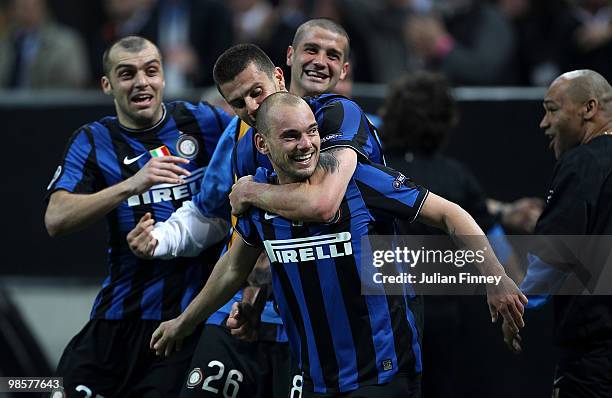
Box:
[165,99,219,117]
[236,119,254,142]
[253,167,274,183]
[306,93,353,105]
[70,118,113,141]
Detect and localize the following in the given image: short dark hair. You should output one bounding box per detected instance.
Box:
[292,18,350,60]
[380,71,458,154]
[102,36,159,76]
[213,44,276,90]
[256,92,305,136]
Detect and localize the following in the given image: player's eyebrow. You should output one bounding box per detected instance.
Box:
[114,58,160,72]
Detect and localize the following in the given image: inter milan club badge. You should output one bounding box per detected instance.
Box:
[186,368,203,389]
[177,134,199,159]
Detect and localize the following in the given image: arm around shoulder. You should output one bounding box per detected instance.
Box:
[231,148,357,222]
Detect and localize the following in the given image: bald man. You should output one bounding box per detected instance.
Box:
[503,70,612,397]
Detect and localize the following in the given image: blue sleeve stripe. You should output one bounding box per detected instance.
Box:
[486,223,513,265]
[194,117,237,219]
[53,128,94,193]
[521,253,569,309]
[338,100,362,140]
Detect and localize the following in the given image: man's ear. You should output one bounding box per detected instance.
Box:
[274,67,286,92]
[286,46,294,68]
[339,62,349,81]
[254,133,269,155]
[583,98,598,120]
[101,76,112,95]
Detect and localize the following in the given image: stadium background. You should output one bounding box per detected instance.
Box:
[0,0,591,396]
[1,87,556,397]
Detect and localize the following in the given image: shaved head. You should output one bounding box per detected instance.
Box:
[554,69,612,110]
[292,18,350,60]
[255,92,307,136]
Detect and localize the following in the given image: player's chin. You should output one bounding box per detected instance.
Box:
[291,166,316,180]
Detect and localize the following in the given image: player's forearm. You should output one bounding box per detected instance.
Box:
[241,180,338,221]
[239,151,349,221]
[151,201,229,259]
[45,181,135,237]
[441,203,506,277]
[179,250,252,327]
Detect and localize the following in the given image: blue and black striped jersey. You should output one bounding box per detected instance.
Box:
[235,163,428,394]
[233,94,384,179]
[46,101,232,320]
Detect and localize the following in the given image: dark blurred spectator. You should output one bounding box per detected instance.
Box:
[0,0,9,37]
[404,0,517,85]
[498,0,571,86]
[85,0,153,83]
[333,65,382,127]
[333,0,413,83]
[146,0,234,91]
[258,0,309,71]
[230,0,273,43]
[380,70,540,397]
[90,0,233,90]
[559,0,612,83]
[0,0,90,89]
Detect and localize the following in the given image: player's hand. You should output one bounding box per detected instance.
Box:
[150,315,195,357]
[127,156,190,195]
[502,318,523,354]
[500,197,543,233]
[127,213,158,259]
[229,175,255,215]
[486,274,528,333]
[226,302,260,342]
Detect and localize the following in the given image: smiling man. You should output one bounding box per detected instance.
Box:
[503,69,612,397]
[44,36,231,398]
[150,92,526,397]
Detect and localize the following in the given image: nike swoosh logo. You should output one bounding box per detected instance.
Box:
[264,212,279,220]
[123,153,146,165]
[553,376,564,386]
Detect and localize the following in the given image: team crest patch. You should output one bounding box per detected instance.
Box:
[187,368,203,388]
[382,359,393,371]
[177,134,199,159]
[47,165,62,190]
[392,173,406,190]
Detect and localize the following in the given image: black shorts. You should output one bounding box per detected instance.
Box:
[56,318,203,398]
[303,374,421,398]
[180,324,302,398]
[553,344,612,398]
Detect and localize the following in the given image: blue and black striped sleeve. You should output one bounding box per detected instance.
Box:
[192,117,238,219]
[235,215,261,247]
[315,97,372,161]
[353,162,429,223]
[235,167,271,246]
[46,126,99,198]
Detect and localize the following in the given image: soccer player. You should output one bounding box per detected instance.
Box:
[44,36,232,397]
[129,21,375,398]
[503,69,612,397]
[149,92,527,397]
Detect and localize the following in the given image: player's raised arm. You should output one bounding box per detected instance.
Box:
[230,148,356,221]
[127,119,238,259]
[45,155,189,237]
[150,236,262,357]
[417,192,528,331]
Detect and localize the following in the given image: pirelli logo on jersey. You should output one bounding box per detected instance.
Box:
[263,232,353,264]
[126,167,205,207]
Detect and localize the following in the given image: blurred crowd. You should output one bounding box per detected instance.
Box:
[1,0,612,90]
